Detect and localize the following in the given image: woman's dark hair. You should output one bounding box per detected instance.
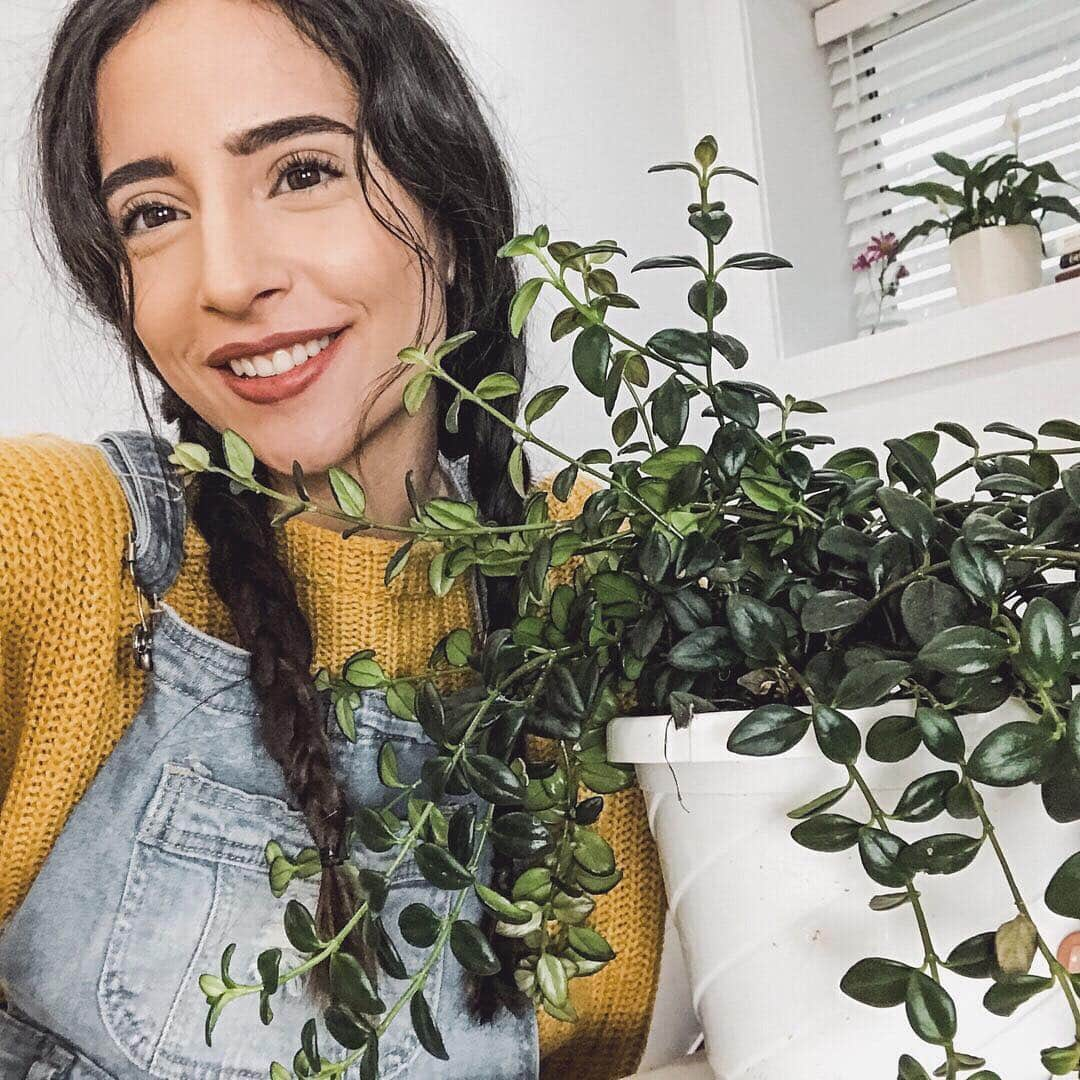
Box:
[31,0,532,1017]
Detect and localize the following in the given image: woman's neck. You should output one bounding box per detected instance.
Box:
[267,400,453,537]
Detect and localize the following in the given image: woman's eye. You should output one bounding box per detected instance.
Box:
[274,156,343,195]
[120,202,182,237]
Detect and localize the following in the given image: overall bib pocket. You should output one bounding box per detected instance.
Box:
[97,760,455,1080]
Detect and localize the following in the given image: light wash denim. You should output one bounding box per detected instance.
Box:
[0,429,538,1079]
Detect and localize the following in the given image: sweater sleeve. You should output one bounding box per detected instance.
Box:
[0,435,141,924]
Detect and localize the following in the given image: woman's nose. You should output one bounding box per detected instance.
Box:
[196,198,288,316]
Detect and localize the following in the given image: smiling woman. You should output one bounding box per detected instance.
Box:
[0,0,666,1077]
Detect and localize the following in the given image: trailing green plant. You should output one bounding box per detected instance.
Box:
[888,149,1080,258]
[173,135,1080,1080]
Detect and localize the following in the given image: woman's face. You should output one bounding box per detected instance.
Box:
[95,0,450,475]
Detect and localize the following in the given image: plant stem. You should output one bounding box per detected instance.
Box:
[959,774,1080,1040]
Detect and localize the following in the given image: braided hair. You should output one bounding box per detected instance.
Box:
[33,0,531,1014]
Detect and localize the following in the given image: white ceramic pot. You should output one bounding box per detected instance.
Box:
[948,223,1044,307]
[607,698,1078,1080]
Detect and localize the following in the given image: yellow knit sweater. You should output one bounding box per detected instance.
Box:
[0,434,666,1079]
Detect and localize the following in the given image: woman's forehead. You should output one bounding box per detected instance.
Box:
[96,0,356,170]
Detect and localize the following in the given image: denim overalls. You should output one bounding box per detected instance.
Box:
[0,429,538,1080]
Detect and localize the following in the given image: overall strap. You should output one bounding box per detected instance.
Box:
[439,451,490,637]
[95,428,187,600]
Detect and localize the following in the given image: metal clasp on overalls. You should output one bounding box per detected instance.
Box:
[124,530,162,672]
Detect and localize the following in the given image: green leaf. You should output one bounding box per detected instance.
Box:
[983,973,1054,1016]
[917,626,1011,676]
[330,950,385,1014]
[647,328,711,367]
[1046,851,1080,918]
[222,429,255,479]
[283,900,320,953]
[859,827,910,887]
[572,324,611,396]
[652,374,689,447]
[840,957,914,1007]
[169,441,211,472]
[1041,1044,1080,1075]
[414,843,473,889]
[967,720,1056,786]
[726,593,789,664]
[834,660,911,709]
[727,704,811,757]
[537,952,568,1008]
[867,714,923,762]
[473,882,533,924]
[463,754,526,805]
[791,813,861,852]
[411,990,449,1060]
[567,925,616,962]
[944,932,999,979]
[949,539,1004,608]
[891,770,958,823]
[812,704,862,764]
[897,1055,932,1080]
[377,741,404,789]
[901,832,982,875]
[473,372,521,401]
[915,707,965,764]
[905,971,957,1045]
[524,385,569,425]
[901,579,971,648]
[508,444,526,498]
[449,919,501,975]
[885,437,937,494]
[399,902,441,948]
[403,370,433,415]
[509,277,545,338]
[639,445,704,479]
[801,590,869,633]
[877,487,937,550]
[1020,596,1070,685]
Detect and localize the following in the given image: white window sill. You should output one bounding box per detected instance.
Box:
[768,280,1080,403]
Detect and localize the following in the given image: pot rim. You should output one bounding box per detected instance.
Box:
[606,694,1036,765]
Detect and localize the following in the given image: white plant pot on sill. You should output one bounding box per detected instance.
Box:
[607,698,1077,1080]
[949,223,1044,307]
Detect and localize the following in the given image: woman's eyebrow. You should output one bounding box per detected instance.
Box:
[99,113,356,204]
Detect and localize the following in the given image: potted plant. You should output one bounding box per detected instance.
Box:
[174,136,1080,1080]
[888,149,1080,307]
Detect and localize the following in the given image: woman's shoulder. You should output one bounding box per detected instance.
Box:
[0,432,131,592]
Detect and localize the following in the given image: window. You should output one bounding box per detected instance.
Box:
[819,0,1080,333]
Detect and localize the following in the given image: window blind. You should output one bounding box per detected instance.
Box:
[825,0,1080,332]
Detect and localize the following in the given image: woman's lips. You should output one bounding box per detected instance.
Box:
[217,329,347,404]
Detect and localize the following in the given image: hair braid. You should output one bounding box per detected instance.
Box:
[167,395,377,1008]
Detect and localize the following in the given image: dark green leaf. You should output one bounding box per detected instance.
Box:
[414,843,473,889]
[652,374,689,447]
[330,950,385,1014]
[917,626,1010,676]
[727,704,810,756]
[410,990,449,1060]
[572,325,611,396]
[399,902,441,948]
[801,590,869,633]
[891,770,958,823]
[840,957,914,1007]
[949,539,1005,608]
[449,919,501,975]
[1046,851,1080,918]
[877,488,937,550]
[901,832,982,875]
[915,707,965,764]
[905,971,957,1045]
[859,827,910,887]
[983,974,1053,1016]
[834,660,911,709]
[867,714,923,762]
[647,328,711,367]
[967,721,1056,786]
[813,704,862,764]
[790,813,861,852]
[1020,597,1070,685]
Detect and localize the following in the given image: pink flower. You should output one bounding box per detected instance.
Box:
[896,264,910,279]
[868,231,899,258]
[852,253,872,271]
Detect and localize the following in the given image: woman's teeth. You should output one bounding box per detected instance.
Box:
[227,334,333,378]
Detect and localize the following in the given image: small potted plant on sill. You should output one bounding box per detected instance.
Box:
[888,148,1080,307]
[178,136,1080,1080]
